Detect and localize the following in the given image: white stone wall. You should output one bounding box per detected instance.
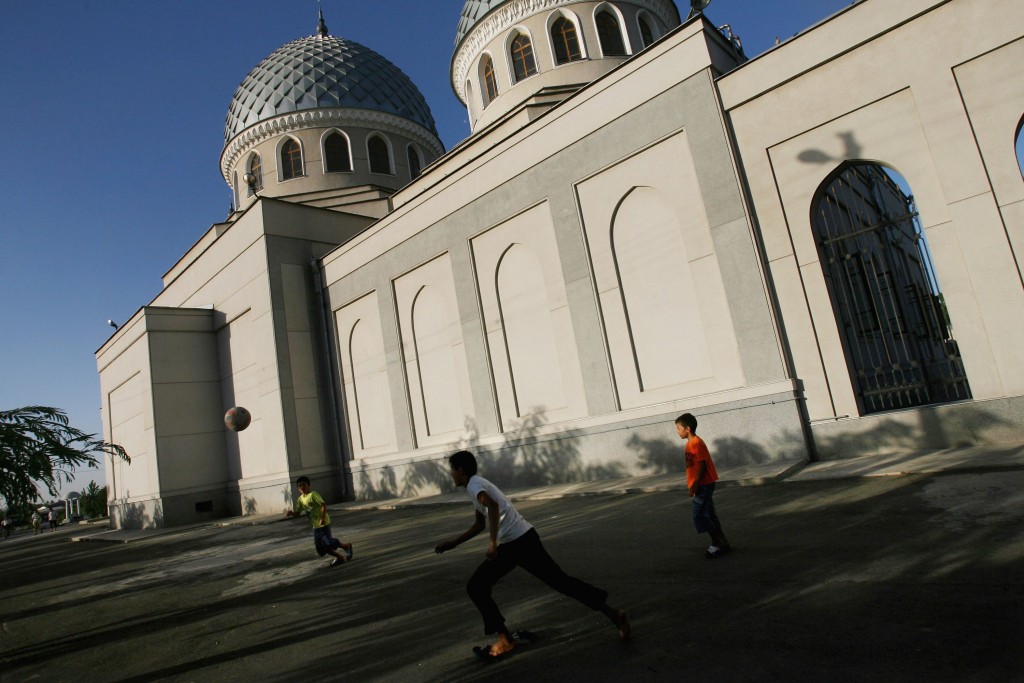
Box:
[720,0,1024,449]
[324,20,802,499]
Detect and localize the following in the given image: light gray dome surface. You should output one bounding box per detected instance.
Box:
[455,0,507,47]
[225,34,438,143]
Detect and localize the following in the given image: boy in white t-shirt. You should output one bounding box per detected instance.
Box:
[435,450,630,661]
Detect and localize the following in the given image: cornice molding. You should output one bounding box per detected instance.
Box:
[220,108,445,183]
[452,0,679,102]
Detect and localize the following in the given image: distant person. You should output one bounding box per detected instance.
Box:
[675,413,731,558]
[31,511,42,535]
[47,508,58,532]
[286,476,352,567]
[434,450,630,662]
[1,517,11,539]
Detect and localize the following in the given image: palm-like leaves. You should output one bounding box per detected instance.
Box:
[0,406,129,508]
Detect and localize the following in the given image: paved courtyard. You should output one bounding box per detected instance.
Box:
[2,459,1023,682]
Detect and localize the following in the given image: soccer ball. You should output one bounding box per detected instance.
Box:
[224,406,251,432]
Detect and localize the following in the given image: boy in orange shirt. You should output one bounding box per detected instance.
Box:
[675,413,731,558]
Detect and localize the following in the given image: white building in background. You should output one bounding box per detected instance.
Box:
[97,0,1024,529]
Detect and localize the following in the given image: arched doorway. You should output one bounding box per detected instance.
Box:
[812,162,971,413]
[1016,115,1023,177]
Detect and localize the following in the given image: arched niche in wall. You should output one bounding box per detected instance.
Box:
[410,286,464,436]
[611,186,709,391]
[495,243,566,417]
[336,292,396,457]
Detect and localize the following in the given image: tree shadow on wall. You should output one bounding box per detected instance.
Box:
[628,432,679,475]
[397,418,487,497]
[356,463,399,500]
[477,411,628,489]
[351,399,1019,499]
[115,494,163,531]
[810,403,1015,459]
[353,411,629,499]
[354,418,481,500]
[628,431,777,475]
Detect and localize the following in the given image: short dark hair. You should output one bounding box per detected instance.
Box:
[449,450,478,476]
[296,476,311,486]
[675,413,697,432]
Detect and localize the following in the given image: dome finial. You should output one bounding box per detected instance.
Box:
[317,1,329,37]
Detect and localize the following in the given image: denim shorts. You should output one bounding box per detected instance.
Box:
[313,525,341,556]
[691,482,721,534]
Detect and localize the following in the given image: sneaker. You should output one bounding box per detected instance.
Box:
[705,545,730,559]
[331,557,346,567]
[344,544,354,561]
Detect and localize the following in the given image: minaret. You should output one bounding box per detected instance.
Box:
[317,4,329,38]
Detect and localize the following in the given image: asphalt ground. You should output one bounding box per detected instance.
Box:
[1,467,1023,682]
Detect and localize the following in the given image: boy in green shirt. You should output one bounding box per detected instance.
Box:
[286,476,353,567]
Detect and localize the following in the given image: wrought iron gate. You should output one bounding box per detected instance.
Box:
[813,163,971,414]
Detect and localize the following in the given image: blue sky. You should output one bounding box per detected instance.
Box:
[0,0,912,497]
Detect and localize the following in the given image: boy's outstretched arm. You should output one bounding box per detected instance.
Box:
[435,510,485,554]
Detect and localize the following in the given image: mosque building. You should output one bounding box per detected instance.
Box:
[97,0,1024,528]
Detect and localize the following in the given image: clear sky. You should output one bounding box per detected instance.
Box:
[0,0,902,497]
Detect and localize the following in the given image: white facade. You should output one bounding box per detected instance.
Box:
[97,0,1024,528]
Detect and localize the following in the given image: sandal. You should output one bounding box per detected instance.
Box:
[473,645,505,662]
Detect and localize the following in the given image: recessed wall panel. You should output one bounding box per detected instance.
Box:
[394,253,476,446]
[335,292,397,457]
[577,131,743,409]
[471,203,587,429]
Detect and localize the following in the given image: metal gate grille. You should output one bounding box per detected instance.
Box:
[813,164,971,414]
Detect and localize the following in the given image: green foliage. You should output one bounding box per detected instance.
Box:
[0,406,129,510]
[80,480,108,518]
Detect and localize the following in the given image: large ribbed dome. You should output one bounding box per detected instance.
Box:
[225,30,438,144]
[455,0,507,47]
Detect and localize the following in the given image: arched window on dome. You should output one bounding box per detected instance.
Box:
[510,32,538,83]
[368,134,393,175]
[551,16,583,65]
[596,8,628,57]
[638,13,657,48]
[480,54,499,107]
[407,145,422,180]
[280,137,304,181]
[247,154,263,196]
[232,171,239,211]
[323,131,352,173]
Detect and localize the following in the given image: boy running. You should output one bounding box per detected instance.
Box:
[286,476,353,567]
[435,450,630,661]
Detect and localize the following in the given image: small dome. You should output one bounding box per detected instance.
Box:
[225,32,438,144]
[455,0,507,47]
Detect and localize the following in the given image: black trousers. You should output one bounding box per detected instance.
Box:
[466,527,608,634]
